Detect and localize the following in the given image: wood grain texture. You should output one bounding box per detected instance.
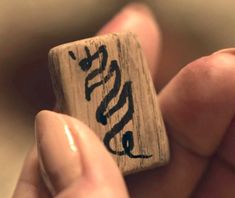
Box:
[48,32,169,174]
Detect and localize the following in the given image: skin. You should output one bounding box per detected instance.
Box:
[13,3,235,198]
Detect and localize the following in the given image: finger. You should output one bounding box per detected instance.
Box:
[193,157,235,197]
[194,119,235,197]
[126,49,235,197]
[35,110,128,198]
[35,111,82,194]
[159,50,235,156]
[13,146,51,198]
[98,2,161,81]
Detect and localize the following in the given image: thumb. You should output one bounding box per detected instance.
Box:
[35,110,128,198]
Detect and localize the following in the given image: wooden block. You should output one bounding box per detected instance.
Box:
[48,32,169,174]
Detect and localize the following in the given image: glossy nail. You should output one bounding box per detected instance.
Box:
[35,110,82,193]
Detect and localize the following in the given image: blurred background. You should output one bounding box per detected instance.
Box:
[0,0,234,197]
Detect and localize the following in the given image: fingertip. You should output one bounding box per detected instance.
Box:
[59,114,129,197]
[34,110,128,196]
[35,110,82,193]
[98,3,158,34]
[62,115,120,175]
[98,2,161,79]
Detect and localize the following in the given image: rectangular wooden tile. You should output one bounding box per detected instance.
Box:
[48,32,169,174]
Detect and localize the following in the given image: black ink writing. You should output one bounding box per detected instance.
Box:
[69,47,152,158]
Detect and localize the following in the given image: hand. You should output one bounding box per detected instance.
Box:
[13,3,235,198]
[13,111,129,198]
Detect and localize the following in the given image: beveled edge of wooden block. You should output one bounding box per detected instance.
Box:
[49,32,137,54]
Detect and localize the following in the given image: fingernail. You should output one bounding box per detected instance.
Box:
[35,110,82,193]
[213,48,235,55]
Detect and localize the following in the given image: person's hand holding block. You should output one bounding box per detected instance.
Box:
[48,32,169,174]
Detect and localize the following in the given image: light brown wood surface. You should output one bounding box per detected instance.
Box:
[48,32,169,174]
